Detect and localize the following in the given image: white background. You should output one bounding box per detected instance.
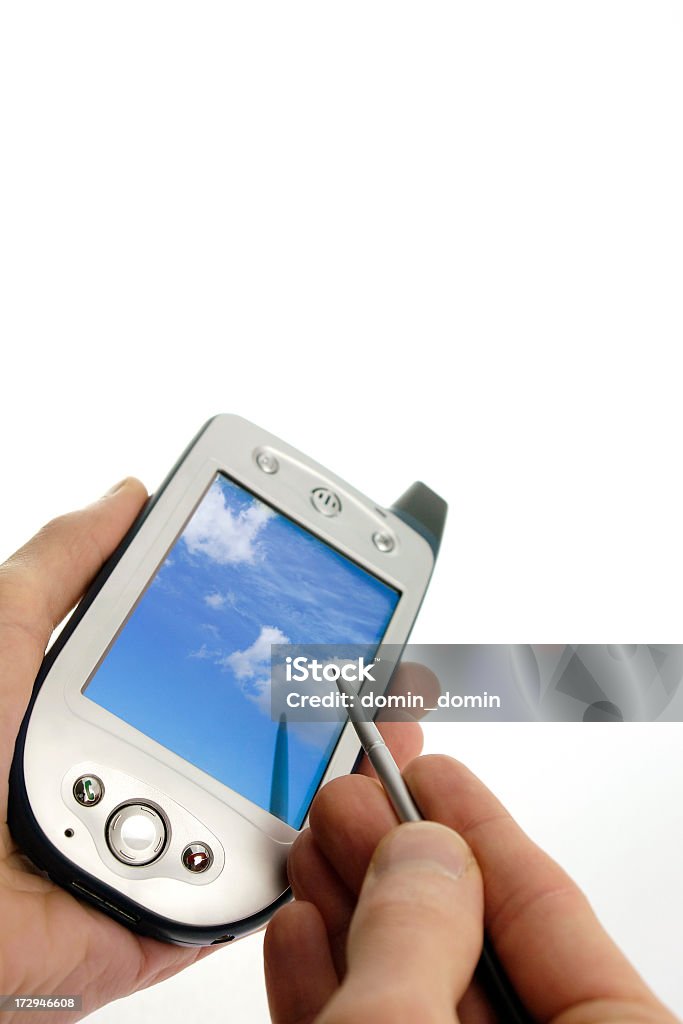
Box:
[1,2,681,1020]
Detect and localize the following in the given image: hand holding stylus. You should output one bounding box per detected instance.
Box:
[332,673,529,1021]
[265,753,677,1024]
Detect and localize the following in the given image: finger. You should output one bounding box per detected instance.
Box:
[289,680,424,974]
[308,774,399,894]
[291,821,497,1024]
[318,823,483,1024]
[0,479,148,784]
[456,976,499,1024]
[288,827,356,977]
[378,660,442,722]
[355,718,423,778]
[404,755,668,1021]
[305,761,674,1022]
[355,662,433,778]
[264,900,338,1024]
[0,477,148,645]
[354,663,432,779]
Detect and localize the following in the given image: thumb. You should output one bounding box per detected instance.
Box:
[0,477,148,650]
[0,478,148,787]
[321,822,484,1023]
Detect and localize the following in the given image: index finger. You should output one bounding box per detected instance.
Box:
[354,662,435,778]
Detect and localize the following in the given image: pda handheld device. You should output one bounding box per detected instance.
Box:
[9,415,446,946]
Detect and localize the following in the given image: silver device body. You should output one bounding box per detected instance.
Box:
[13,415,437,943]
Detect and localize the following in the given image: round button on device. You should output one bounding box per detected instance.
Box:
[372,530,395,553]
[311,486,342,517]
[73,775,104,807]
[256,450,279,474]
[107,803,167,866]
[182,842,214,873]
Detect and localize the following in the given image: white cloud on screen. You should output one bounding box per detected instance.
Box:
[190,643,212,660]
[223,626,294,718]
[223,625,289,688]
[192,625,336,750]
[204,590,236,610]
[183,483,274,565]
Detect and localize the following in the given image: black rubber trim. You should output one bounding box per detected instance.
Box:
[389,481,447,557]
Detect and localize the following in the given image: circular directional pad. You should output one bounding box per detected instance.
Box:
[106,803,167,866]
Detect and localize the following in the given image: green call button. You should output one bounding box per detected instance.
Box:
[73,775,104,806]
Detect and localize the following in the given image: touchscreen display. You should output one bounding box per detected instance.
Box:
[84,474,400,828]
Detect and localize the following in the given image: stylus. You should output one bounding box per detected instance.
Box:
[335,674,532,1024]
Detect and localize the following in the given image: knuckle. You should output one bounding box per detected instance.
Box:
[37,510,75,540]
[321,988,446,1024]
[419,752,463,775]
[361,870,462,925]
[286,828,314,891]
[41,509,106,576]
[407,752,480,797]
[310,773,374,824]
[0,560,40,618]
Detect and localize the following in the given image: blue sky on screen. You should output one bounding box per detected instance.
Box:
[85,475,400,828]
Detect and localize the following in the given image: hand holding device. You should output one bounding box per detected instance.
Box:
[0,479,422,1019]
[8,416,444,945]
[266,754,678,1024]
[0,480,212,1015]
